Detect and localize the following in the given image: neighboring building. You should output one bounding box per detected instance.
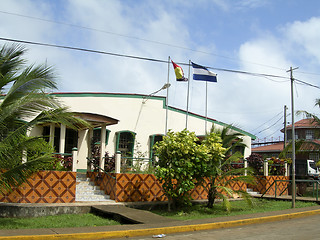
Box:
[251,141,284,159]
[29,92,256,172]
[252,118,320,162]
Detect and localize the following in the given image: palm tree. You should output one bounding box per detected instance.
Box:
[0,44,90,194]
[203,124,255,209]
[297,98,320,126]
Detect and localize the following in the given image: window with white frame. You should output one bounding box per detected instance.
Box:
[306,130,314,140]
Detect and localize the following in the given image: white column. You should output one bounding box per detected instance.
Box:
[99,124,107,171]
[244,158,248,176]
[87,128,93,172]
[59,124,66,154]
[115,151,121,173]
[49,123,55,147]
[72,147,78,172]
[22,128,31,163]
[22,150,27,164]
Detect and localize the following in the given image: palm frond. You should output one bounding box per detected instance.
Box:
[0,93,59,123]
[0,44,26,88]
[0,43,91,193]
[222,174,256,186]
[29,108,91,130]
[234,189,254,208]
[279,139,305,159]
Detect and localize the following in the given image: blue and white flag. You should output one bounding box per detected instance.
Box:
[192,62,217,82]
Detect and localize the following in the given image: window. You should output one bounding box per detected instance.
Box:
[92,128,110,145]
[116,131,136,157]
[149,134,164,159]
[65,128,78,153]
[42,125,60,152]
[233,145,245,155]
[306,130,314,140]
[309,153,319,162]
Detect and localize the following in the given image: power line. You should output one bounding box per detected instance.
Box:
[263,76,290,83]
[254,115,284,135]
[0,37,168,64]
[1,36,320,90]
[3,10,320,77]
[0,10,293,72]
[0,37,289,80]
[295,78,320,90]
[0,10,253,65]
[264,126,284,139]
[296,70,320,76]
[251,111,283,133]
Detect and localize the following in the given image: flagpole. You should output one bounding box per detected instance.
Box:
[205,81,208,133]
[165,56,170,135]
[186,60,191,129]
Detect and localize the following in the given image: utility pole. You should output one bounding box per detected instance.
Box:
[287,66,298,208]
[284,105,288,152]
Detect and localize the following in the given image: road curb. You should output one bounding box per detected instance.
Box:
[1,209,320,240]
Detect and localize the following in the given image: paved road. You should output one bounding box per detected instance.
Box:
[112,214,320,240]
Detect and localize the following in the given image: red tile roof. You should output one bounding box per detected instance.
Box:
[282,118,320,132]
[252,142,284,153]
[299,140,320,151]
[252,139,320,153]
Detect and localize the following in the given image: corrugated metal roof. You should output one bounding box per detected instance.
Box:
[73,112,119,128]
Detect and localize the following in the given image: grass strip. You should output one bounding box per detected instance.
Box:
[151,199,318,220]
[0,213,120,229]
[0,199,317,229]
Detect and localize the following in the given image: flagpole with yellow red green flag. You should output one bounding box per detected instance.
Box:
[165,56,170,135]
[171,59,190,129]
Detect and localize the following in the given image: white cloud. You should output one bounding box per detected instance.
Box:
[1,0,320,142]
[236,18,320,139]
[285,17,320,64]
[210,0,268,11]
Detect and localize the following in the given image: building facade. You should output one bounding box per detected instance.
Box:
[30,92,255,172]
[252,118,320,162]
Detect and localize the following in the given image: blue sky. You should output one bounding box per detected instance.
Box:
[1,0,320,141]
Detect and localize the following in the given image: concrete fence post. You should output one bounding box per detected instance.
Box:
[244,158,248,176]
[115,151,121,174]
[284,161,288,176]
[72,147,78,172]
[264,159,268,176]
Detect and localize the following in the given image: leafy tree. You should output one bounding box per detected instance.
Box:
[154,129,209,210]
[0,44,89,194]
[203,125,255,210]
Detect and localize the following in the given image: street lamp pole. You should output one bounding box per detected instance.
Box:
[142,83,171,104]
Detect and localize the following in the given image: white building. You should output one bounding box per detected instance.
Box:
[30,92,255,172]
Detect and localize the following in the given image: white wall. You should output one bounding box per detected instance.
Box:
[44,93,254,171]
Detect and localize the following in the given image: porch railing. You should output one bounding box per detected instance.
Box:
[87,157,116,179]
[261,179,320,200]
[120,156,154,173]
